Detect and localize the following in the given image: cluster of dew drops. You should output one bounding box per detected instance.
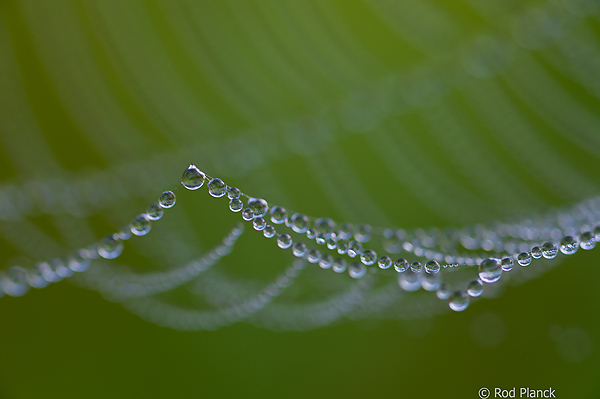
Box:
[179,164,600,313]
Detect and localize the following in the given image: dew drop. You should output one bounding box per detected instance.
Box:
[559,236,578,255]
[306,229,317,239]
[117,227,132,241]
[242,208,254,221]
[337,241,348,255]
[531,246,542,259]
[158,191,176,208]
[291,213,309,233]
[277,234,292,249]
[269,206,287,224]
[229,198,243,212]
[378,256,392,270]
[146,203,163,221]
[292,242,307,257]
[360,249,377,265]
[332,258,347,273]
[263,225,276,238]
[227,187,241,199]
[68,250,90,272]
[253,217,266,231]
[98,235,124,259]
[410,261,422,273]
[594,226,600,241]
[436,283,451,300]
[425,260,440,274]
[421,272,441,291]
[579,231,596,250]
[347,241,362,258]
[337,224,353,240]
[130,214,151,236]
[541,241,558,259]
[467,279,484,297]
[315,218,336,237]
[398,270,421,291]
[394,258,409,273]
[501,257,513,271]
[326,238,337,250]
[349,262,367,279]
[478,258,502,283]
[517,252,532,266]
[248,198,268,218]
[208,178,227,198]
[181,164,205,190]
[354,224,372,242]
[307,249,321,264]
[315,234,326,245]
[449,291,470,312]
[319,253,333,269]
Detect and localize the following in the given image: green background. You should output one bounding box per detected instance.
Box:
[1,0,599,398]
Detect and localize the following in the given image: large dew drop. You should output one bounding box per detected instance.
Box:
[181,164,206,190]
[559,236,578,255]
[398,270,421,291]
[98,235,124,259]
[208,178,227,197]
[130,214,151,236]
[478,258,502,283]
[248,198,268,218]
[158,191,176,208]
[348,262,367,279]
[541,241,558,259]
[449,291,470,312]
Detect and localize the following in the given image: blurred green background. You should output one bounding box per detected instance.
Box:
[1,0,600,398]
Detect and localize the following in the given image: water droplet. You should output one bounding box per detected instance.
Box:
[332,258,347,273]
[98,235,124,259]
[579,231,595,250]
[227,187,241,199]
[349,262,367,279]
[501,257,513,271]
[68,250,90,272]
[248,198,268,218]
[410,261,422,273]
[146,203,163,221]
[467,279,484,297]
[242,208,254,221]
[263,225,276,238]
[378,256,392,270]
[394,258,409,273]
[269,206,287,224]
[425,260,440,274]
[181,164,205,190]
[541,241,558,259]
[560,236,578,255]
[337,241,348,255]
[478,258,502,283]
[354,224,372,242]
[130,214,151,236]
[158,191,176,208]
[292,242,307,257]
[337,224,353,240]
[315,234,326,245]
[531,246,542,259]
[208,178,227,197]
[253,217,266,231]
[306,229,317,239]
[117,227,132,240]
[319,253,333,269]
[421,272,441,291]
[326,239,337,250]
[449,291,470,312]
[517,252,532,266]
[277,234,292,249]
[52,258,74,278]
[229,198,243,212]
[398,270,421,291]
[307,249,321,264]
[594,226,600,241]
[315,218,336,237]
[436,283,451,300]
[291,213,309,233]
[347,241,362,257]
[360,249,377,265]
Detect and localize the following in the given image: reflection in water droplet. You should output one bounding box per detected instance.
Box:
[181,164,205,190]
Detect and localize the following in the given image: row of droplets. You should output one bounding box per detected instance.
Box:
[180,164,600,312]
[0,189,179,298]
